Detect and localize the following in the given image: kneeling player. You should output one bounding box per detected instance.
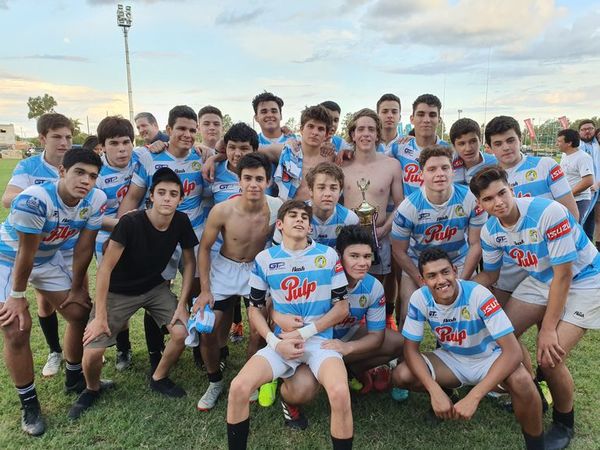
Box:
[69,168,197,419]
[226,200,353,450]
[392,248,544,450]
[274,225,404,430]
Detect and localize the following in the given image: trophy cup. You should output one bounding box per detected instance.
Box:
[353,178,381,265]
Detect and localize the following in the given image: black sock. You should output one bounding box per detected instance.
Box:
[116,328,131,353]
[38,312,61,354]
[208,371,223,383]
[331,435,353,450]
[233,298,242,324]
[149,352,162,374]
[220,346,229,360]
[553,407,574,429]
[385,302,394,316]
[65,360,83,386]
[227,418,249,450]
[523,431,544,450]
[144,312,165,354]
[535,366,544,383]
[16,381,39,409]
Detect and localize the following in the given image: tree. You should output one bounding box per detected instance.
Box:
[222,114,233,134]
[339,111,355,140]
[284,117,299,133]
[27,94,57,119]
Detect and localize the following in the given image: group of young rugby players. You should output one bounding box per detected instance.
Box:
[0,91,598,450]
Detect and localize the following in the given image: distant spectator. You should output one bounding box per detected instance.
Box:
[82,135,103,156]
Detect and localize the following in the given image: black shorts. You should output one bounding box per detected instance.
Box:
[212,295,237,312]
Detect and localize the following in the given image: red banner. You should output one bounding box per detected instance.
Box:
[524,119,536,140]
[558,116,569,129]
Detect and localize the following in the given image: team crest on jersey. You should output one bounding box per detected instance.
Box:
[191,161,201,171]
[461,307,471,320]
[359,295,367,307]
[15,195,46,217]
[525,169,538,182]
[314,256,327,268]
[79,207,89,219]
[454,205,466,217]
[529,229,539,243]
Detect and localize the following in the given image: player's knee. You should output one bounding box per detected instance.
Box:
[326,382,351,412]
[229,375,252,403]
[506,367,535,396]
[281,377,319,404]
[392,363,414,388]
[2,322,31,347]
[168,324,186,345]
[62,304,90,324]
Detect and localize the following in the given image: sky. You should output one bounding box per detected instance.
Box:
[1,0,599,137]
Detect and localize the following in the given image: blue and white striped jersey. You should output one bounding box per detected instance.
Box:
[453,152,498,185]
[250,240,348,339]
[7,152,59,189]
[403,280,514,358]
[505,154,571,200]
[211,160,241,204]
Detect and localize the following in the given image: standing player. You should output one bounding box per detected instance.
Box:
[578,120,600,243]
[449,118,497,184]
[69,168,197,419]
[391,145,486,327]
[2,113,74,377]
[319,101,350,154]
[0,148,106,436]
[274,105,335,202]
[274,225,404,430]
[195,154,282,411]
[376,93,402,155]
[390,94,449,197]
[557,129,594,224]
[226,200,352,450]
[341,108,404,329]
[392,248,544,450]
[197,105,224,159]
[471,166,600,450]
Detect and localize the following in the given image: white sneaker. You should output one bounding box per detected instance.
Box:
[197,381,224,411]
[42,352,63,377]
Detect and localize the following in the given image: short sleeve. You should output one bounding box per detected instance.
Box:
[249,251,269,291]
[576,153,594,178]
[402,290,427,342]
[10,192,48,234]
[466,192,487,227]
[177,213,200,249]
[84,190,107,231]
[7,160,30,190]
[110,214,134,247]
[365,279,385,332]
[542,204,578,265]
[481,225,504,272]
[545,159,572,199]
[475,286,514,340]
[330,249,348,290]
[391,200,414,241]
[131,150,151,188]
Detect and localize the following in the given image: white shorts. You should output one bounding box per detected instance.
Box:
[60,248,74,271]
[494,262,528,293]
[423,348,501,387]
[512,276,600,329]
[255,336,342,380]
[210,252,253,302]
[370,234,392,276]
[0,252,72,302]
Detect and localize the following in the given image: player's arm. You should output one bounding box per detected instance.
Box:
[378,163,405,238]
[258,143,286,163]
[555,191,579,222]
[116,183,146,217]
[472,228,501,286]
[454,332,521,420]
[571,174,593,196]
[323,329,384,357]
[472,269,499,286]
[170,247,195,327]
[0,232,42,328]
[1,185,23,209]
[101,216,120,232]
[60,228,98,311]
[392,239,422,286]
[194,206,224,315]
[201,153,226,183]
[461,226,482,280]
[82,239,124,345]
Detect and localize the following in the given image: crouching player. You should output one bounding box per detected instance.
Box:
[68,168,198,419]
[392,248,544,450]
[227,200,353,450]
[273,225,404,430]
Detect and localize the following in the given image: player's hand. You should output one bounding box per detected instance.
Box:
[214,138,225,154]
[146,141,167,153]
[60,289,92,311]
[394,135,414,145]
[201,154,221,182]
[286,137,301,156]
[170,302,189,327]
[321,339,351,356]
[0,296,31,330]
[271,310,303,332]
[375,225,390,240]
[195,144,215,162]
[275,338,304,359]
[430,389,456,420]
[453,393,480,420]
[193,292,214,317]
[279,329,302,341]
[281,126,294,137]
[83,317,111,346]
[319,141,336,159]
[335,149,354,166]
[537,328,565,368]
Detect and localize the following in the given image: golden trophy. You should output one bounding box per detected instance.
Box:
[353,178,381,264]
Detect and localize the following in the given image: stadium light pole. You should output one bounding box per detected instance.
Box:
[458,109,463,120]
[117,4,134,124]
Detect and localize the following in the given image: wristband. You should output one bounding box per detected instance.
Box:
[10,290,26,299]
[266,332,281,350]
[298,323,318,341]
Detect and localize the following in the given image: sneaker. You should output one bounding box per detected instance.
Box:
[197,381,224,411]
[391,387,409,402]
[68,389,100,420]
[21,403,45,436]
[372,365,391,392]
[538,380,553,410]
[150,377,186,398]
[65,378,114,395]
[281,400,308,430]
[219,359,227,372]
[348,377,363,392]
[357,370,374,395]
[229,322,244,344]
[250,390,258,403]
[258,380,278,407]
[115,349,132,371]
[42,352,63,377]
[544,422,574,450]
[385,315,398,331]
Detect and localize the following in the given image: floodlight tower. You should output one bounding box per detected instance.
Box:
[117,4,134,124]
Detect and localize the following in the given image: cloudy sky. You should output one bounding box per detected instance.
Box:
[1,0,599,137]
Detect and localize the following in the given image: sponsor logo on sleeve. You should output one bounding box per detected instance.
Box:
[546,219,571,241]
[550,166,564,181]
[378,295,386,307]
[334,261,344,273]
[480,297,501,317]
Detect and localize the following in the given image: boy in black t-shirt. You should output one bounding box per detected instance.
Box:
[68,168,198,419]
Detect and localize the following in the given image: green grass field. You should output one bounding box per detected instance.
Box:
[0,158,598,449]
